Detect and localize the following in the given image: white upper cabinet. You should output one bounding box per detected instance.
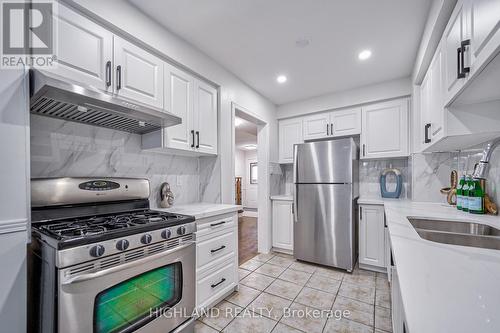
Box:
[52,4,113,92]
[420,42,445,150]
[279,118,303,163]
[163,63,194,151]
[330,107,361,137]
[303,108,361,140]
[143,64,218,155]
[113,36,164,109]
[303,113,330,140]
[444,1,469,103]
[194,80,218,155]
[468,0,500,76]
[361,98,409,159]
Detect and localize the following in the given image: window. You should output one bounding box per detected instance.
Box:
[250,162,258,184]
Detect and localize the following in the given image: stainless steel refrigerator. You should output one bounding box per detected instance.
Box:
[293,138,359,272]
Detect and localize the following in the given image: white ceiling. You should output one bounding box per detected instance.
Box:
[235,117,257,150]
[130,0,432,105]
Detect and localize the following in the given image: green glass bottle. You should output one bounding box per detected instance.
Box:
[462,176,470,212]
[456,176,465,210]
[469,178,485,214]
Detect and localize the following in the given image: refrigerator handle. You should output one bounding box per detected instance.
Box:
[293,145,298,183]
[293,185,298,222]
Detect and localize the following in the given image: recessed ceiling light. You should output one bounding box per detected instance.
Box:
[243,144,257,150]
[358,50,372,61]
[295,37,311,48]
[276,75,287,84]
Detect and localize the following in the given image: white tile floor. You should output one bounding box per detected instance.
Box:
[196,252,392,333]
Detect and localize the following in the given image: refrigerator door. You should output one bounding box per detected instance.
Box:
[293,183,355,271]
[293,138,356,184]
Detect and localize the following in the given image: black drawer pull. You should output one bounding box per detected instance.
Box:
[210,221,226,227]
[424,123,431,143]
[211,278,226,288]
[211,245,226,253]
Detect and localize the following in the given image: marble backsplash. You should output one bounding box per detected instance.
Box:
[30,115,221,208]
[359,158,410,199]
[412,150,500,205]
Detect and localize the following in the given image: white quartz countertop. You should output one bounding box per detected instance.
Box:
[357,196,386,205]
[384,200,500,333]
[270,195,293,201]
[156,203,241,220]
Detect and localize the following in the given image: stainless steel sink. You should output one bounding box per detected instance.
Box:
[408,217,500,250]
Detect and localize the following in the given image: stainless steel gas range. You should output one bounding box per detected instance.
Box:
[28,178,196,333]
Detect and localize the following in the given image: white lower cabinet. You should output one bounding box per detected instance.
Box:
[391,265,407,333]
[358,204,386,271]
[272,200,294,252]
[195,213,238,310]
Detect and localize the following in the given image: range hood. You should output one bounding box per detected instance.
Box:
[29,69,181,134]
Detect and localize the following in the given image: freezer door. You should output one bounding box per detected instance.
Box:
[293,183,355,271]
[293,138,356,184]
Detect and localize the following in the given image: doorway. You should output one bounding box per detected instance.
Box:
[233,106,265,264]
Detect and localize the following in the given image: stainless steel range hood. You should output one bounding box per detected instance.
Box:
[29,69,181,134]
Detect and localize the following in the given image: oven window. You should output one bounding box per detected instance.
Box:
[94,262,182,333]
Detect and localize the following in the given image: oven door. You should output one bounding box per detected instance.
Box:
[58,240,195,333]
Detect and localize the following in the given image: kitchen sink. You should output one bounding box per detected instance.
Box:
[408,217,500,250]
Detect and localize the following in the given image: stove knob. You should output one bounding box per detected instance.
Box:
[116,239,129,251]
[177,226,186,235]
[161,229,171,239]
[89,245,105,257]
[141,234,152,244]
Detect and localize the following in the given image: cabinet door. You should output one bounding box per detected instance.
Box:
[114,36,164,108]
[272,201,293,250]
[469,0,500,74]
[302,113,329,140]
[444,1,469,102]
[429,45,445,142]
[330,107,361,137]
[194,80,218,155]
[359,205,385,268]
[420,70,431,149]
[361,99,409,159]
[163,64,194,151]
[52,4,113,92]
[279,118,303,163]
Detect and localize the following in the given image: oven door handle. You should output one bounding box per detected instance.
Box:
[61,241,195,285]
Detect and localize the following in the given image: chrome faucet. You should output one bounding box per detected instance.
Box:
[472,137,500,179]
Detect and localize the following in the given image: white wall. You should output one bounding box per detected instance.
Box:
[66,0,278,204]
[277,77,411,119]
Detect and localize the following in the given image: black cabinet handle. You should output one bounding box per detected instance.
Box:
[196,131,200,148]
[424,123,431,143]
[210,221,226,227]
[105,61,112,87]
[116,65,122,90]
[326,123,329,136]
[330,123,333,136]
[360,207,362,220]
[457,48,465,79]
[460,39,470,75]
[210,245,226,253]
[191,130,195,148]
[211,278,226,288]
[362,144,366,157]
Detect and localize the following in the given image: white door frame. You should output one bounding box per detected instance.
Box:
[231,102,271,253]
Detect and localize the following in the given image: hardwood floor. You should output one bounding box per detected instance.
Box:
[238,216,258,265]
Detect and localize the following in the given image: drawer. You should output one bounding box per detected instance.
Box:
[197,229,235,269]
[197,260,235,307]
[196,215,236,237]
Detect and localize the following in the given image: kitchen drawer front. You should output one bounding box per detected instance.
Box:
[197,229,235,270]
[197,260,236,308]
[196,214,236,237]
